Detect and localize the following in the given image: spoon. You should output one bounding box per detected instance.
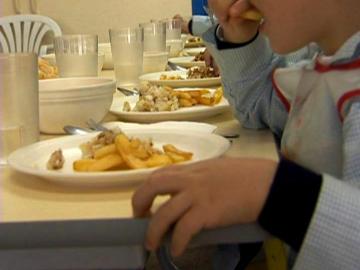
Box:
[116,87,139,96]
[63,125,92,135]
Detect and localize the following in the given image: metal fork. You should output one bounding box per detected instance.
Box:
[203,5,216,25]
[116,87,139,96]
[167,61,187,72]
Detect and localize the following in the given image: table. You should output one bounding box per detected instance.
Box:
[0,72,279,269]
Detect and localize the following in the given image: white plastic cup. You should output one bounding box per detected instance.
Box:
[143,51,169,73]
[0,53,39,165]
[54,34,98,77]
[166,39,184,57]
[163,18,182,40]
[140,22,166,53]
[109,27,144,88]
[0,126,23,166]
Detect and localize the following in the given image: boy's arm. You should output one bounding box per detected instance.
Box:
[202,26,317,136]
[190,15,215,37]
[259,158,360,269]
[259,104,360,268]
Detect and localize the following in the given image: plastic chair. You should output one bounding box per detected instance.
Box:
[0,14,61,55]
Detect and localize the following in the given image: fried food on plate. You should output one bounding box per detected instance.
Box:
[72,130,193,172]
[173,86,223,107]
[38,57,58,80]
[123,84,224,112]
[47,149,64,170]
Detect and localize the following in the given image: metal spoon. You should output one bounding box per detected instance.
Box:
[63,125,92,135]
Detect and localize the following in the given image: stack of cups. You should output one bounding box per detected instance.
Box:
[54,34,99,77]
[139,21,169,74]
[163,18,184,57]
[109,27,144,88]
[0,53,39,166]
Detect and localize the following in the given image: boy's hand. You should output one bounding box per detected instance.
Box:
[209,0,260,43]
[132,157,277,257]
[203,49,220,76]
[173,14,189,34]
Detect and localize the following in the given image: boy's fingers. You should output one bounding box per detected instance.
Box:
[229,0,251,18]
[208,0,233,22]
[145,192,192,251]
[132,170,185,217]
[170,207,204,257]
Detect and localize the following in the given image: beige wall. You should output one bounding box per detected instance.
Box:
[1,0,191,42]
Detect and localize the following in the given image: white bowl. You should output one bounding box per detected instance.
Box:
[39,77,116,134]
[98,43,113,70]
[41,53,105,75]
[166,39,184,57]
[143,51,169,73]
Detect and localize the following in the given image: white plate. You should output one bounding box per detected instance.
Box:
[168,56,205,68]
[8,130,230,187]
[139,71,221,88]
[184,47,206,56]
[184,39,204,48]
[110,90,229,123]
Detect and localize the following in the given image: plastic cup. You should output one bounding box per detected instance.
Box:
[54,34,98,77]
[109,27,144,88]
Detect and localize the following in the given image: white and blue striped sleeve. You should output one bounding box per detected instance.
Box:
[202,27,317,136]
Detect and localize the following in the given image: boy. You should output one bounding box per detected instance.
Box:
[133,0,360,269]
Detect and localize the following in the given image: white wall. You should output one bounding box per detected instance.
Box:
[1,0,191,42]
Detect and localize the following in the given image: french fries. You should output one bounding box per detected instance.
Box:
[38,58,58,79]
[125,84,224,112]
[241,8,263,21]
[174,87,223,107]
[73,132,193,172]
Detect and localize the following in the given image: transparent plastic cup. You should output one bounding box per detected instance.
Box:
[109,27,144,88]
[162,18,182,40]
[0,53,39,165]
[54,34,98,77]
[0,126,23,166]
[139,22,166,53]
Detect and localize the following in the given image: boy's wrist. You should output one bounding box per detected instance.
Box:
[188,19,193,35]
[258,157,323,251]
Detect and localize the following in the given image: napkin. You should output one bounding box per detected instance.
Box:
[103,121,217,134]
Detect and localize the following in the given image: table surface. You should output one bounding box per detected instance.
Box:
[0,71,279,269]
[1,109,278,223]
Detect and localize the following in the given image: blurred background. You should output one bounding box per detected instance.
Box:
[0,0,191,42]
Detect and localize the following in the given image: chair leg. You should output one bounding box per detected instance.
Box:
[264,238,287,270]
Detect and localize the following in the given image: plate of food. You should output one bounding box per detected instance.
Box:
[168,56,205,68]
[184,47,206,56]
[184,36,204,48]
[110,84,229,123]
[8,129,230,187]
[139,68,221,88]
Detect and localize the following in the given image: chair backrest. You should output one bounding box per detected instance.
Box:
[0,14,62,55]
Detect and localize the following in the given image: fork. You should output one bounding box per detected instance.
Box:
[116,87,139,96]
[203,5,216,25]
[168,61,187,72]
